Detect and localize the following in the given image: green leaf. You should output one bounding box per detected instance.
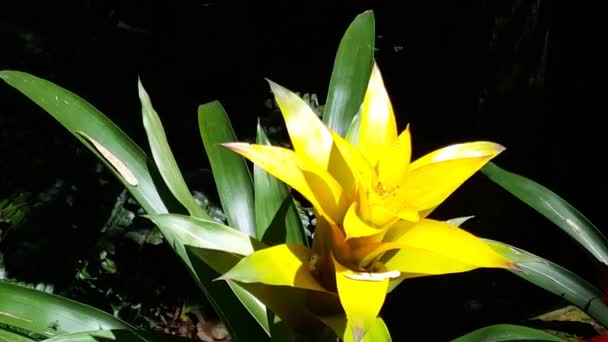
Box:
[145,214,269,339]
[0,329,35,342]
[0,70,181,216]
[187,247,333,340]
[451,324,566,342]
[0,281,133,340]
[198,101,256,236]
[345,113,361,146]
[361,317,391,342]
[482,162,608,265]
[42,329,194,341]
[144,214,263,257]
[138,79,209,219]
[218,244,325,291]
[321,316,390,342]
[254,121,307,245]
[445,216,476,228]
[486,240,608,327]
[322,10,375,137]
[0,71,266,342]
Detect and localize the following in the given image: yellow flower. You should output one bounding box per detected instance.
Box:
[220,63,511,340]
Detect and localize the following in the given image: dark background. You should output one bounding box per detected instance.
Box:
[0,1,605,340]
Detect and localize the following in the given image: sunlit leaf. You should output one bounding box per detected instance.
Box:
[486,239,608,327]
[138,79,208,218]
[384,219,510,275]
[333,255,388,341]
[376,126,411,189]
[445,216,475,227]
[42,329,193,341]
[323,10,375,137]
[268,80,333,171]
[401,142,505,212]
[253,122,306,245]
[144,213,263,256]
[219,244,326,291]
[224,143,347,225]
[345,113,361,146]
[0,70,182,215]
[482,162,608,265]
[187,247,333,339]
[0,71,267,342]
[198,101,256,236]
[359,64,398,166]
[0,281,132,339]
[343,202,383,239]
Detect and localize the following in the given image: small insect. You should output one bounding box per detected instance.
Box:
[308,254,320,272]
[48,320,60,330]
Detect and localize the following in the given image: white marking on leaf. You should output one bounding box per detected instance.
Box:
[77,132,139,186]
[0,311,32,322]
[345,270,401,282]
[566,218,581,234]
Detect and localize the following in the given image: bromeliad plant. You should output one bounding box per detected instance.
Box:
[3,8,607,342]
[218,63,513,339]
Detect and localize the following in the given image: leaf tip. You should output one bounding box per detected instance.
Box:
[266,79,288,98]
[137,77,150,104]
[494,143,507,154]
[220,142,248,151]
[213,273,230,282]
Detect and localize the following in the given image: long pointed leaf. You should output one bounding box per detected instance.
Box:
[145,214,269,339]
[345,113,361,146]
[143,214,335,338]
[42,329,193,341]
[482,162,608,265]
[322,10,375,136]
[486,240,608,327]
[254,121,307,245]
[138,79,209,219]
[451,324,565,342]
[0,281,133,340]
[0,70,181,216]
[198,101,256,236]
[0,71,267,342]
[144,214,263,257]
[186,247,334,340]
[0,329,34,342]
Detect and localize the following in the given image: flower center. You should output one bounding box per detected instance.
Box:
[375,181,398,197]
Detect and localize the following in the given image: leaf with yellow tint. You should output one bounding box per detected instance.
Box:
[358,64,398,166]
[267,80,333,170]
[383,219,511,274]
[333,254,390,342]
[376,125,411,189]
[343,202,383,239]
[395,142,505,213]
[218,244,327,292]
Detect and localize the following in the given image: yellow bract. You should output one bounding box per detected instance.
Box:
[333,253,390,341]
[222,63,510,341]
[359,64,398,166]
